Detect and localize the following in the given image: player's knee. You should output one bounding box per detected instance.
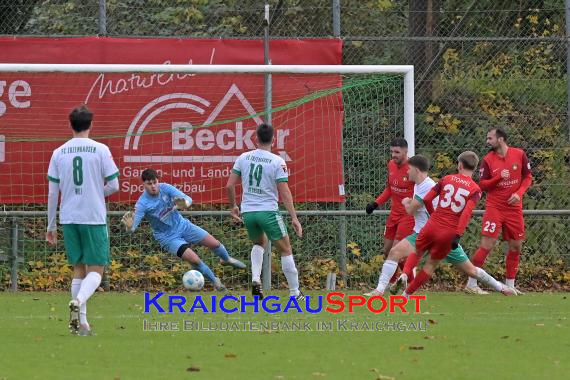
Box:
[461,264,478,278]
[480,238,496,250]
[387,246,402,261]
[508,241,522,252]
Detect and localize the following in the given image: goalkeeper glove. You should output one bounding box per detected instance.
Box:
[451,235,461,250]
[121,211,134,232]
[173,197,191,210]
[365,201,379,215]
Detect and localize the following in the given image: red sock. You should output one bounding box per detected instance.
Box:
[404,269,431,295]
[472,247,491,268]
[505,250,520,279]
[403,252,419,281]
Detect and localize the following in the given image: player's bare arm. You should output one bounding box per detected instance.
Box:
[225,172,242,222]
[277,181,302,238]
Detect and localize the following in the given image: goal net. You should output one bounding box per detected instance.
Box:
[0,64,413,290]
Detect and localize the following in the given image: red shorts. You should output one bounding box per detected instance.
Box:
[481,206,525,240]
[415,223,456,261]
[384,213,414,241]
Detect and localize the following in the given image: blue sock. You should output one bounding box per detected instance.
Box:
[193,261,217,284]
[212,244,230,262]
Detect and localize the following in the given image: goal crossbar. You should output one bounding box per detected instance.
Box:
[0,63,415,155]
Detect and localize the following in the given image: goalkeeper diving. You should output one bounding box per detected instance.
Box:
[122,169,245,290]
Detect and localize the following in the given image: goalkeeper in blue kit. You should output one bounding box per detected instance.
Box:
[122,169,245,290]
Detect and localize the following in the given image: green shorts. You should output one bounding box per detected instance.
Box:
[62,224,110,265]
[404,232,469,264]
[242,211,288,242]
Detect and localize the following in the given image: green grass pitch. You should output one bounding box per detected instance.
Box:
[0,291,568,380]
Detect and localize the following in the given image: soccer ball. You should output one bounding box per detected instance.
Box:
[182,270,204,291]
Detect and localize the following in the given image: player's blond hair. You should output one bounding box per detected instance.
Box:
[458,151,479,171]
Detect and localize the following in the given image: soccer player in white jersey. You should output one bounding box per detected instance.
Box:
[364,155,516,297]
[226,123,304,301]
[46,105,120,335]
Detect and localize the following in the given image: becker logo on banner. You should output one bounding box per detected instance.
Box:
[0,37,343,204]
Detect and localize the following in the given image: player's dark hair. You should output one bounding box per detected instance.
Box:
[141,168,160,182]
[458,151,479,171]
[69,105,93,132]
[390,137,408,148]
[256,123,274,144]
[408,155,430,172]
[489,127,508,142]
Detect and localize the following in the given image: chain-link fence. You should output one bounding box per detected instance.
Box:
[1,1,569,291]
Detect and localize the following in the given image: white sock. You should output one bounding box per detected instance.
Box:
[71,278,82,299]
[467,277,478,288]
[251,245,264,283]
[505,279,515,288]
[376,260,398,293]
[71,278,88,325]
[76,272,102,306]
[281,255,299,296]
[475,268,502,292]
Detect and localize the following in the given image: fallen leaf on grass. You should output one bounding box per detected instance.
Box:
[369,369,395,380]
[224,353,237,359]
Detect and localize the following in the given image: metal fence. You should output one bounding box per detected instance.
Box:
[0,1,569,290]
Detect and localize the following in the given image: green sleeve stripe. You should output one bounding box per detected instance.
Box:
[105,172,119,181]
[276,178,288,183]
[47,175,60,183]
[414,194,424,204]
[232,169,241,176]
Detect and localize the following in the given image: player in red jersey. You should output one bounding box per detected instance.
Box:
[403,151,483,297]
[465,127,532,295]
[366,138,415,260]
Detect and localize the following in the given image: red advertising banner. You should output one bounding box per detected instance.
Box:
[0,37,344,204]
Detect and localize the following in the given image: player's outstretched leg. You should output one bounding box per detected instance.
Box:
[197,234,246,269]
[455,261,517,296]
[179,247,226,291]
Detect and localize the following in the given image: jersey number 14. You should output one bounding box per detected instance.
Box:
[249,163,263,187]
